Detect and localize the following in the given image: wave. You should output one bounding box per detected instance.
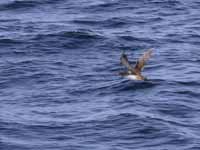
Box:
[0,0,42,10]
[33,30,103,41]
[0,0,61,11]
[0,38,23,45]
[31,30,105,50]
[73,17,131,28]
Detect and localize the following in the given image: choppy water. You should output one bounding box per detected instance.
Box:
[1,0,200,149]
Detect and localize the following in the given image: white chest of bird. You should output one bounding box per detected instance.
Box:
[125,75,137,80]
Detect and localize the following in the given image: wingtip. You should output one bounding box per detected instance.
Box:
[148,48,153,53]
[121,50,127,58]
[145,48,153,56]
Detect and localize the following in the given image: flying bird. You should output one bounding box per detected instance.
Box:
[119,49,152,80]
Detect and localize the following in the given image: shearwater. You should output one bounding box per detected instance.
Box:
[119,49,152,81]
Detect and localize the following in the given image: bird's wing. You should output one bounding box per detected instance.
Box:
[120,52,135,73]
[134,49,152,73]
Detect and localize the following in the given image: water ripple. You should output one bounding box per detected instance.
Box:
[1,0,200,149]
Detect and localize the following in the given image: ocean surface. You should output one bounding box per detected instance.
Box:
[1,0,200,150]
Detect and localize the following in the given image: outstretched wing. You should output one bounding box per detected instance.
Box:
[134,49,152,72]
[120,52,135,72]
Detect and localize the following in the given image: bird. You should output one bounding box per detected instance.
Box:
[119,49,152,81]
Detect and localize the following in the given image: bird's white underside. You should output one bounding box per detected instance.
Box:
[125,75,137,80]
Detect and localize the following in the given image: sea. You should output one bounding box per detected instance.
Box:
[0,0,200,150]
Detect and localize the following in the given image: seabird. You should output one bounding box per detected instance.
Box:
[119,49,152,80]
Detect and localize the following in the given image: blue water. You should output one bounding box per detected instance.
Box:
[1,0,200,149]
